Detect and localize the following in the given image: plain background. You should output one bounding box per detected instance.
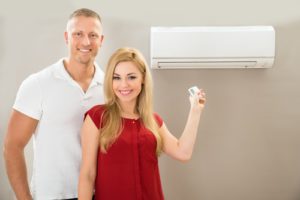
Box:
[1,0,300,199]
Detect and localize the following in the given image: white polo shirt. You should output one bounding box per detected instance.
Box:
[13,58,104,199]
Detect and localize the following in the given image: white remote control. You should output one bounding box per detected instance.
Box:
[188,86,200,96]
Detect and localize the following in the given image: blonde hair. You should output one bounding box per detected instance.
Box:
[100,47,162,155]
[66,8,103,33]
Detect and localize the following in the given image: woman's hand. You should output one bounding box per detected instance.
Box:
[189,88,206,111]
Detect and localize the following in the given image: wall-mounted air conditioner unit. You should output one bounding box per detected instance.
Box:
[150,26,275,69]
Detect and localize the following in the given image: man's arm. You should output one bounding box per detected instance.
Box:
[3,110,38,200]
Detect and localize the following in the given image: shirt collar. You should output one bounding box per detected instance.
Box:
[53,58,104,86]
[93,62,104,86]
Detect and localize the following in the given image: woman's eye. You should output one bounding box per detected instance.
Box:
[128,76,136,80]
[113,76,120,80]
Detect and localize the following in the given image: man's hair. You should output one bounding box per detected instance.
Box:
[69,8,102,22]
[66,8,102,32]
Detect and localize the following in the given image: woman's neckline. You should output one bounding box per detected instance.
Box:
[121,116,140,120]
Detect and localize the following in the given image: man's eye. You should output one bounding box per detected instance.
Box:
[73,32,82,37]
[90,33,99,39]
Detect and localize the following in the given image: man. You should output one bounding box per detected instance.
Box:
[3,8,104,200]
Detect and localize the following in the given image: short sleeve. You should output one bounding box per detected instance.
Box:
[13,74,43,120]
[154,113,163,128]
[84,105,105,129]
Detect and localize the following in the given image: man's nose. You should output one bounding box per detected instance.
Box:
[81,34,91,45]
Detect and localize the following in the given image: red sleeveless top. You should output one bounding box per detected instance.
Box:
[85,105,164,200]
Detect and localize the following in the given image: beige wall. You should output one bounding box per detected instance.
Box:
[1,0,300,199]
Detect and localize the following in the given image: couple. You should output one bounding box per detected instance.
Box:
[3,8,206,200]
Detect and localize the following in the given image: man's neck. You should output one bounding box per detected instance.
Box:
[63,58,95,82]
[63,58,95,92]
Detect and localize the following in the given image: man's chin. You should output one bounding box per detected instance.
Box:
[77,56,93,65]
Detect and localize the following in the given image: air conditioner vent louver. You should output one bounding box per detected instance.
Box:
[150,26,275,69]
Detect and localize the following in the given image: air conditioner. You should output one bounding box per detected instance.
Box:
[150,26,275,69]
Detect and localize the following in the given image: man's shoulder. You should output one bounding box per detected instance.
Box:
[36,59,64,76]
[24,59,64,83]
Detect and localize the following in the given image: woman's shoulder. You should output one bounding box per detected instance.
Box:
[88,104,105,113]
[153,112,164,127]
[85,104,106,121]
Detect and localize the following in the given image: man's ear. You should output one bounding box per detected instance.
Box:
[64,31,69,45]
[99,35,104,47]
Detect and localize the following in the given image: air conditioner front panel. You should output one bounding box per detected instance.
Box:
[150,26,275,69]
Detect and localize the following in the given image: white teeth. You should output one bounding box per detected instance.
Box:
[120,90,131,95]
[79,49,90,52]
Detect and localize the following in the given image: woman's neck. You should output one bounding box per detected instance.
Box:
[119,102,139,119]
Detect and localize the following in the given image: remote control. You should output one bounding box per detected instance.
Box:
[188,86,200,96]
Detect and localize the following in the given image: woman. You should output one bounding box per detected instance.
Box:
[78,47,206,200]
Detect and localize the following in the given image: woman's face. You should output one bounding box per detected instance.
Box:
[112,61,144,105]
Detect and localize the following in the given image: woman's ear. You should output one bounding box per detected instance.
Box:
[142,74,146,84]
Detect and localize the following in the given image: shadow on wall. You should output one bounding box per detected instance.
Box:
[0,17,4,64]
[275,20,300,69]
[270,20,300,200]
[157,20,300,200]
[0,16,6,83]
[99,17,151,68]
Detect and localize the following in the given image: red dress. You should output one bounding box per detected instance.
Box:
[85,105,165,200]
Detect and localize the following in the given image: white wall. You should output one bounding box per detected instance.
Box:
[1,0,300,199]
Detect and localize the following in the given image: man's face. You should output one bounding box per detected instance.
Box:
[65,16,103,65]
